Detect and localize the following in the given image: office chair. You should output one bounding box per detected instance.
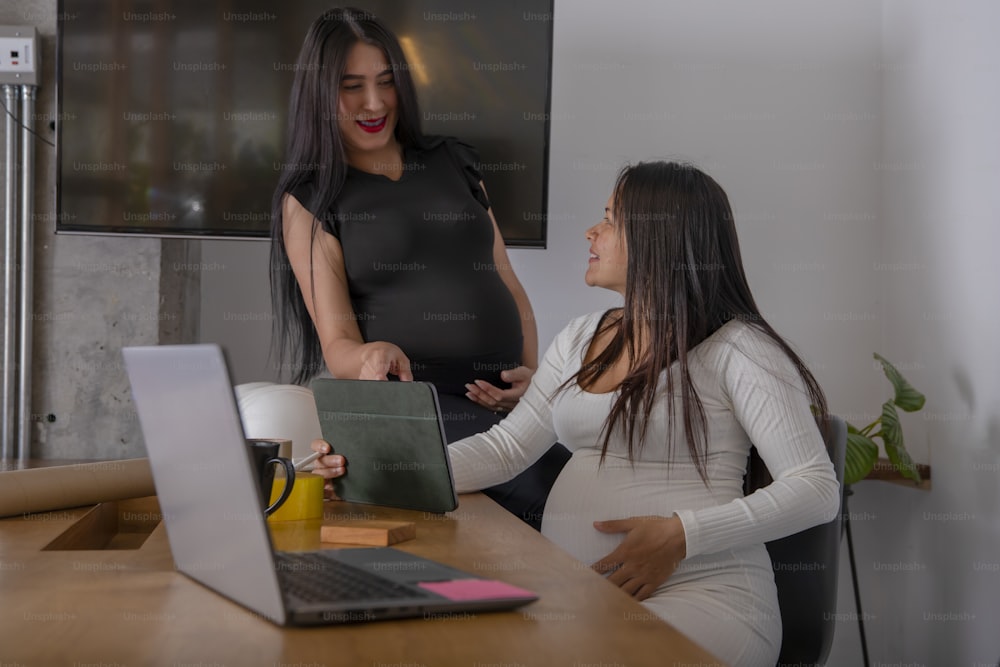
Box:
[234,382,323,460]
[744,415,848,667]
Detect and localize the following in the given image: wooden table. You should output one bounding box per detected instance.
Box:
[0,492,724,666]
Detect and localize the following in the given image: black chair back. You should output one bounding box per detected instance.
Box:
[744,415,848,667]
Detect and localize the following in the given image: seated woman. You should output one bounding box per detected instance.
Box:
[311,161,840,666]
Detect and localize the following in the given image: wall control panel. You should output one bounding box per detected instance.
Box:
[0,26,39,86]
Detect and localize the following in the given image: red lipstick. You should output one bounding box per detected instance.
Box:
[357,116,387,134]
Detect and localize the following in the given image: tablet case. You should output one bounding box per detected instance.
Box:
[310,379,459,513]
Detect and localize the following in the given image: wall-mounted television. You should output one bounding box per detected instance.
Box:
[56,0,553,246]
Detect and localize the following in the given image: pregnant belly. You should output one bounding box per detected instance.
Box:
[541,448,733,566]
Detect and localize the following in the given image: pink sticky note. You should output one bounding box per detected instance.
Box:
[418,579,536,601]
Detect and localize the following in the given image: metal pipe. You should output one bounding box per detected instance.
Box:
[1,84,20,461]
[17,86,37,463]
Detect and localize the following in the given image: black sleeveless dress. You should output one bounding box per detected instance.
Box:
[290,136,568,529]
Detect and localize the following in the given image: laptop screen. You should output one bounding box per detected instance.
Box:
[123,344,287,624]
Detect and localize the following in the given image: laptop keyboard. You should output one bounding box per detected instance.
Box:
[275,551,428,604]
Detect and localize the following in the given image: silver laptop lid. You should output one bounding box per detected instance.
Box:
[123,344,286,624]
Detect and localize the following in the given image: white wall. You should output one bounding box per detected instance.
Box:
[199,0,1000,661]
[518,0,883,417]
[199,239,273,384]
[833,1,1000,664]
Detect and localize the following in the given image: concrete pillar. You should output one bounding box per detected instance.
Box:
[0,0,200,460]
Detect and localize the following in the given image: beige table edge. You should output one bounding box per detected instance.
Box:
[0,491,724,666]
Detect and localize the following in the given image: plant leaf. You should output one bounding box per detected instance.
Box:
[874,353,926,412]
[881,401,902,449]
[885,443,922,484]
[845,432,879,486]
[847,421,861,435]
[881,401,922,484]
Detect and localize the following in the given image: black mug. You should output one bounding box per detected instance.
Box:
[245,440,296,516]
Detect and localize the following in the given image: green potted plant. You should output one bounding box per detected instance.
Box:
[844,353,927,485]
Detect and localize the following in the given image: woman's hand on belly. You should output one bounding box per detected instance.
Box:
[358,342,414,381]
[591,515,688,601]
[465,365,535,413]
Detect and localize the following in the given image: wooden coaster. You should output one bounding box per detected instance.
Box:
[320,520,416,546]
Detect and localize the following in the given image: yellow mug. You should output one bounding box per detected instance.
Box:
[267,472,324,522]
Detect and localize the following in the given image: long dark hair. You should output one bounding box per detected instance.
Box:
[269,7,424,384]
[568,161,828,484]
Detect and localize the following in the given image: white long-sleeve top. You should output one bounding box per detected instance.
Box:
[447,310,840,560]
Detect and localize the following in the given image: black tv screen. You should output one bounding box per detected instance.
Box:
[56,0,553,246]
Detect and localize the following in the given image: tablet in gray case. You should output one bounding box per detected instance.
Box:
[310,379,459,513]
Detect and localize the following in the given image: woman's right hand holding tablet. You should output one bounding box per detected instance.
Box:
[357,341,414,381]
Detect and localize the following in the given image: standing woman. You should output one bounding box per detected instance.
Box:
[270,7,569,528]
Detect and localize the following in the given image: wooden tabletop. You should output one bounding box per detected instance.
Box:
[0,492,724,666]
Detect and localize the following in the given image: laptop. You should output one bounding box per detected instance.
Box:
[310,378,458,514]
[122,344,537,626]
